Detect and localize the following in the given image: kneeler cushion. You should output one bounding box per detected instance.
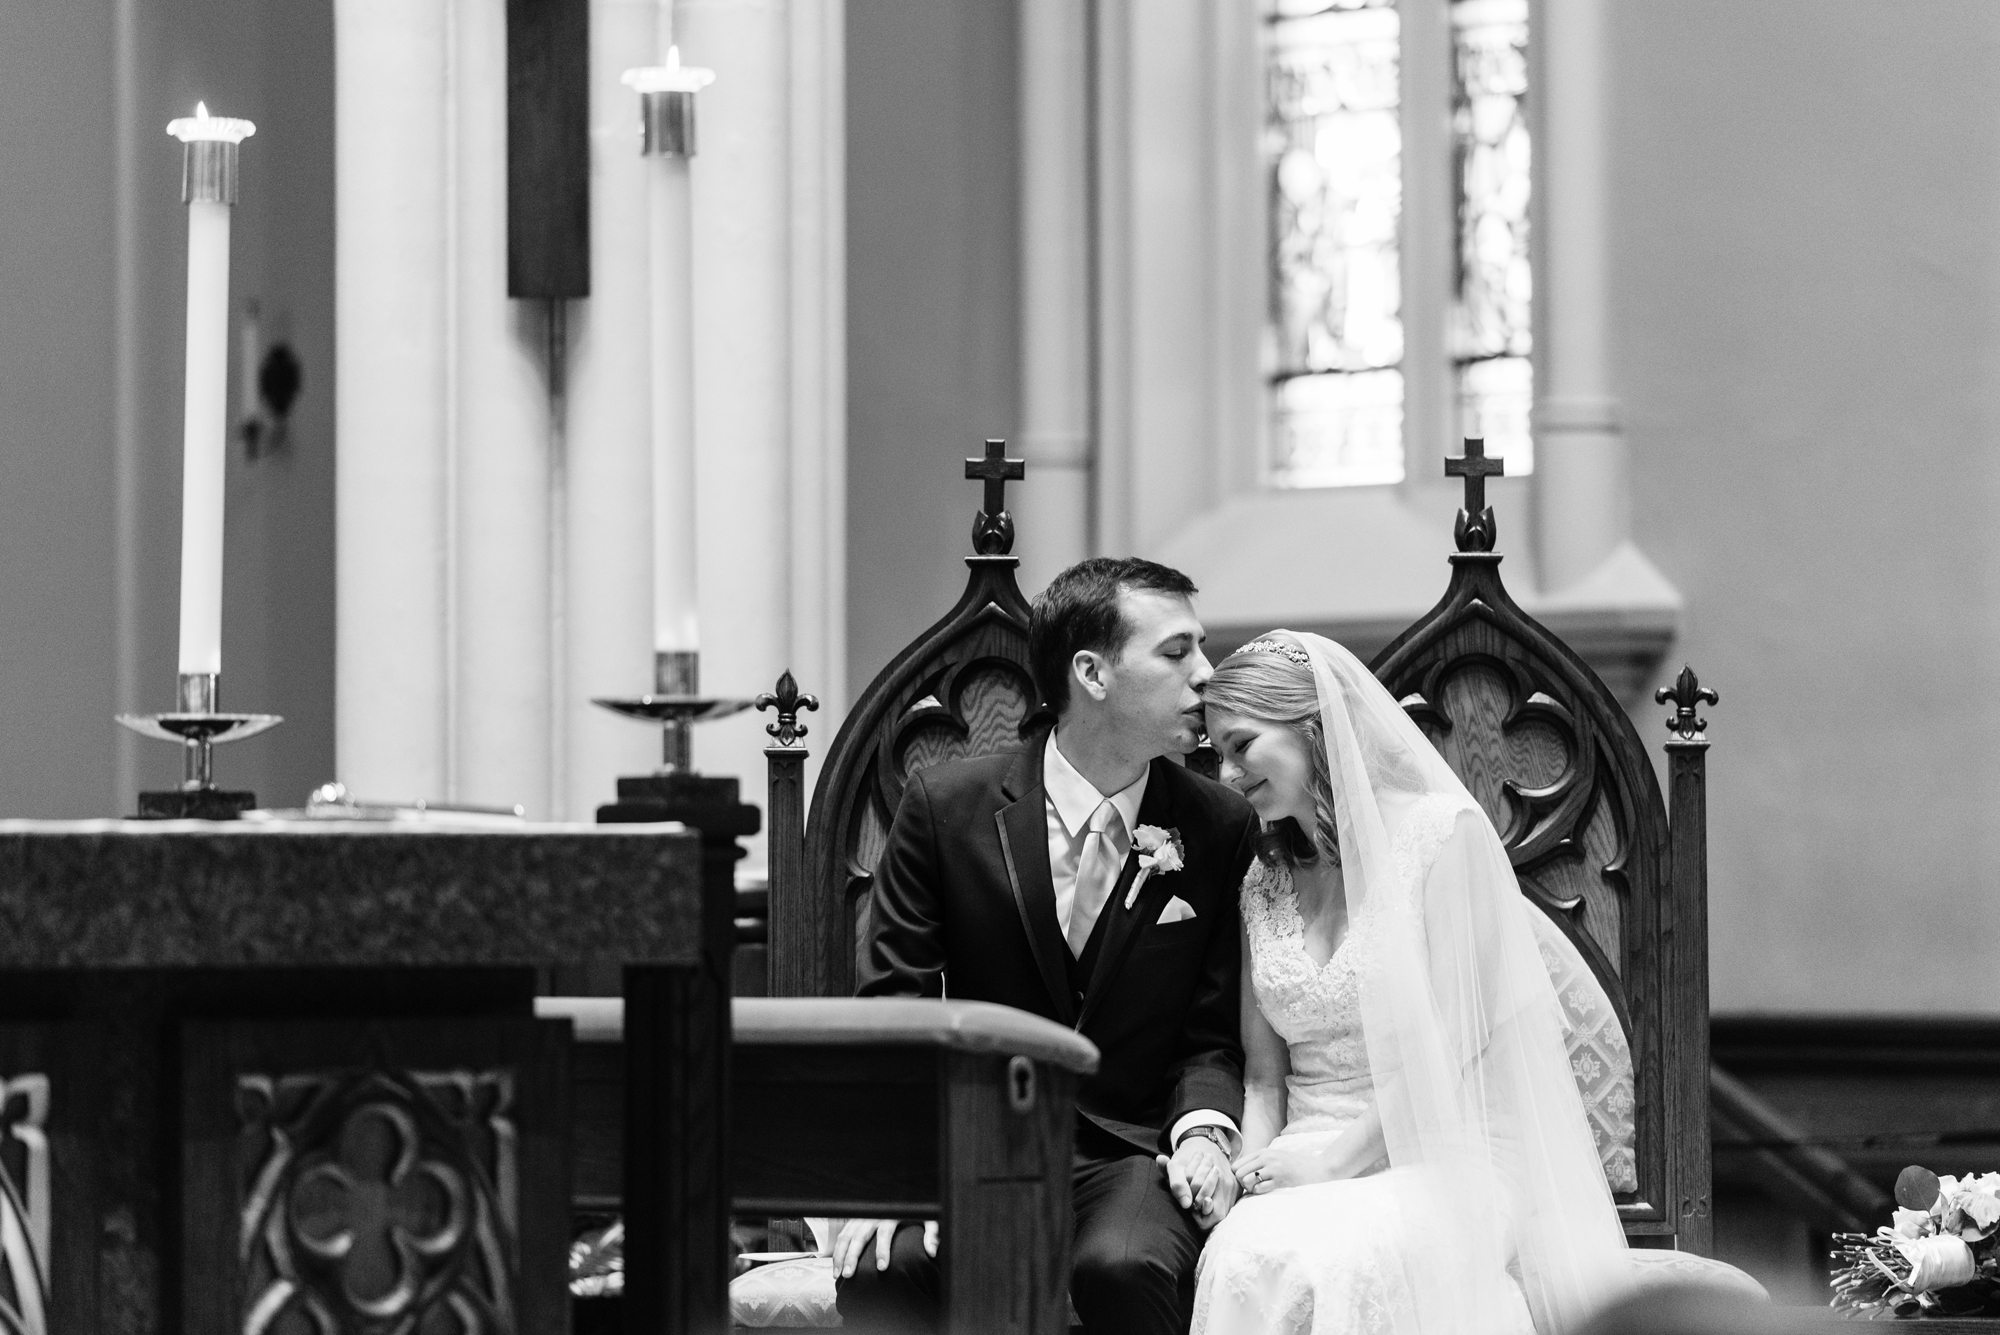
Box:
[729,1255,841,1328]
[725,1254,1086,1328]
[1625,1250,1769,1302]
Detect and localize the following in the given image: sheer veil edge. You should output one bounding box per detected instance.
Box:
[1286,630,1631,1334]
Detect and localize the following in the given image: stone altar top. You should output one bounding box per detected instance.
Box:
[0,819,701,970]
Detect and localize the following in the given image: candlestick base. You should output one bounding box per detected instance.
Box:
[136,787,257,820]
[116,677,283,819]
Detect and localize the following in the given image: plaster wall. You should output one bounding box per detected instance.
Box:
[1614,1,2000,1012]
[845,0,1021,693]
[0,1,119,816]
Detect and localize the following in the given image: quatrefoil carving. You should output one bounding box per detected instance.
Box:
[289,1102,469,1320]
[1397,653,1601,910]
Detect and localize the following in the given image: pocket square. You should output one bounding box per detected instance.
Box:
[1157,895,1197,925]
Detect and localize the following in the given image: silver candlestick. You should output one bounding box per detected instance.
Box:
[592,651,751,773]
[117,672,281,817]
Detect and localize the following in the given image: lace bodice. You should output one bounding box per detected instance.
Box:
[1240,795,1465,1135]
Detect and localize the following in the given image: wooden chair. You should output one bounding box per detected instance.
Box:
[763,440,1051,1000]
[1368,438,1719,1257]
[763,439,1741,1265]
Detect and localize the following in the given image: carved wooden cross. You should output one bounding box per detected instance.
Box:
[1445,437,1504,515]
[965,439,1025,517]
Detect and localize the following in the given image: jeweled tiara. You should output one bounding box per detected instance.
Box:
[1229,638,1311,666]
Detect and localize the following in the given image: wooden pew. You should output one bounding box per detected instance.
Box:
[548,995,1099,1333]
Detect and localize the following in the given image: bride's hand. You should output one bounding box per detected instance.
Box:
[1233,1140,1327,1195]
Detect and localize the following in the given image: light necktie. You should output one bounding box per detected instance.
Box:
[1067,800,1127,956]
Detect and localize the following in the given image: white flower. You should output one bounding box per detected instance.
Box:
[1892,1207,1933,1240]
[1965,1192,2000,1236]
[1124,826,1185,908]
[1132,824,1185,873]
[1895,1233,1977,1293]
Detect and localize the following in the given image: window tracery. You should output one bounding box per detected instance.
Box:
[1449,0,1534,473]
[1265,0,1406,488]
[1264,0,1536,487]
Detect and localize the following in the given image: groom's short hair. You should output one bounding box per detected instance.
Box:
[1030,557,1199,713]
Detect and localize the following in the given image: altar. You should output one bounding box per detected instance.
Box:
[0,819,721,1335]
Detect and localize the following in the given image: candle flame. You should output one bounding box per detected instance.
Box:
[620,47,715,95]
[167,104,255,143]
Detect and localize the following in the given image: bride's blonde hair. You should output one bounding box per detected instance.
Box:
[1202,637,1341,867]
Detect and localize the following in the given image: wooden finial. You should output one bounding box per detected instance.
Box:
[1655,664,1718,741]
[755,670,820,747]
[964,438,1026,555]
[1445,437,1505,552]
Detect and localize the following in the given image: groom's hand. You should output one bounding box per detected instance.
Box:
[832,1218,938,1278]
[1158,1137,1238,1231]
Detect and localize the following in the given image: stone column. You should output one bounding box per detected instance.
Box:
[1091,0,1264,560]
[455,0,554,816]
[678,0,791,866]
[785,0,846,724]
[1533,0,1629,592]
[1016,0,1092,593]
[333,0,450,799]
[562,0,663,820]
[335,0,840,828]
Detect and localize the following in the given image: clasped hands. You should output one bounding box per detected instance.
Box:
[1154,1133,1240,1230]
[836,1134,1248,1277]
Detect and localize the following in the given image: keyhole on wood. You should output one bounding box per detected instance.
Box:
[1006,1056,1036,1113]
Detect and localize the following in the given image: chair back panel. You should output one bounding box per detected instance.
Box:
[1531,906,1639,1194]
[1372,551,1676,1240]
[1408,657,1631,987]
[888,657,1042,800]
[780,553,1049,999]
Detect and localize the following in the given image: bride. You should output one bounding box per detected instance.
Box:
[1191,631,1629,1334]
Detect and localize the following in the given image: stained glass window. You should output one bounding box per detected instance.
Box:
[1264,0,1405,488]
[1449,0,1534,473]
[1263,0,1537,488]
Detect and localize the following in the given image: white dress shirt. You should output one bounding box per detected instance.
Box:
[1044,731,1147,947]
[1043,732,1239,1154]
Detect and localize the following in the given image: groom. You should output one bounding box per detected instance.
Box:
[835,557,1258,1334]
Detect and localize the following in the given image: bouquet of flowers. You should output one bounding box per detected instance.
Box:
[1831,1166,2000,1318]
[570,1219,624,1298]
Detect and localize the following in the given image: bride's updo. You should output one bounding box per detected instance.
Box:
[1202,634,1341,868]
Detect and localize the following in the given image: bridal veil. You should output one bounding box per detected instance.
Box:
[1287,631,1629,1333]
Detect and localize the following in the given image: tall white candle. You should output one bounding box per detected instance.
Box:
[624,50,713,659]
[166,104,255,680]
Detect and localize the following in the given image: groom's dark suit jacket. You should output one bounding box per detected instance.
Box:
[860,731,1258,1154]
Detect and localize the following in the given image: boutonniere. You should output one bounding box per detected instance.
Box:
[1125,825,1186,908]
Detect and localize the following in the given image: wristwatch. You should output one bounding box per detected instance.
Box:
[1180,1125,1231,1154]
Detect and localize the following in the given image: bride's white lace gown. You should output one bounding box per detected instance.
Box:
[1192,796,1535,1335]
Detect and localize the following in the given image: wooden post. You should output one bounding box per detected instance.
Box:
[756,672,819,999]
[1658,665,1718,1256]
[940,1052,1078,1334]
[617,801,753,1331]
